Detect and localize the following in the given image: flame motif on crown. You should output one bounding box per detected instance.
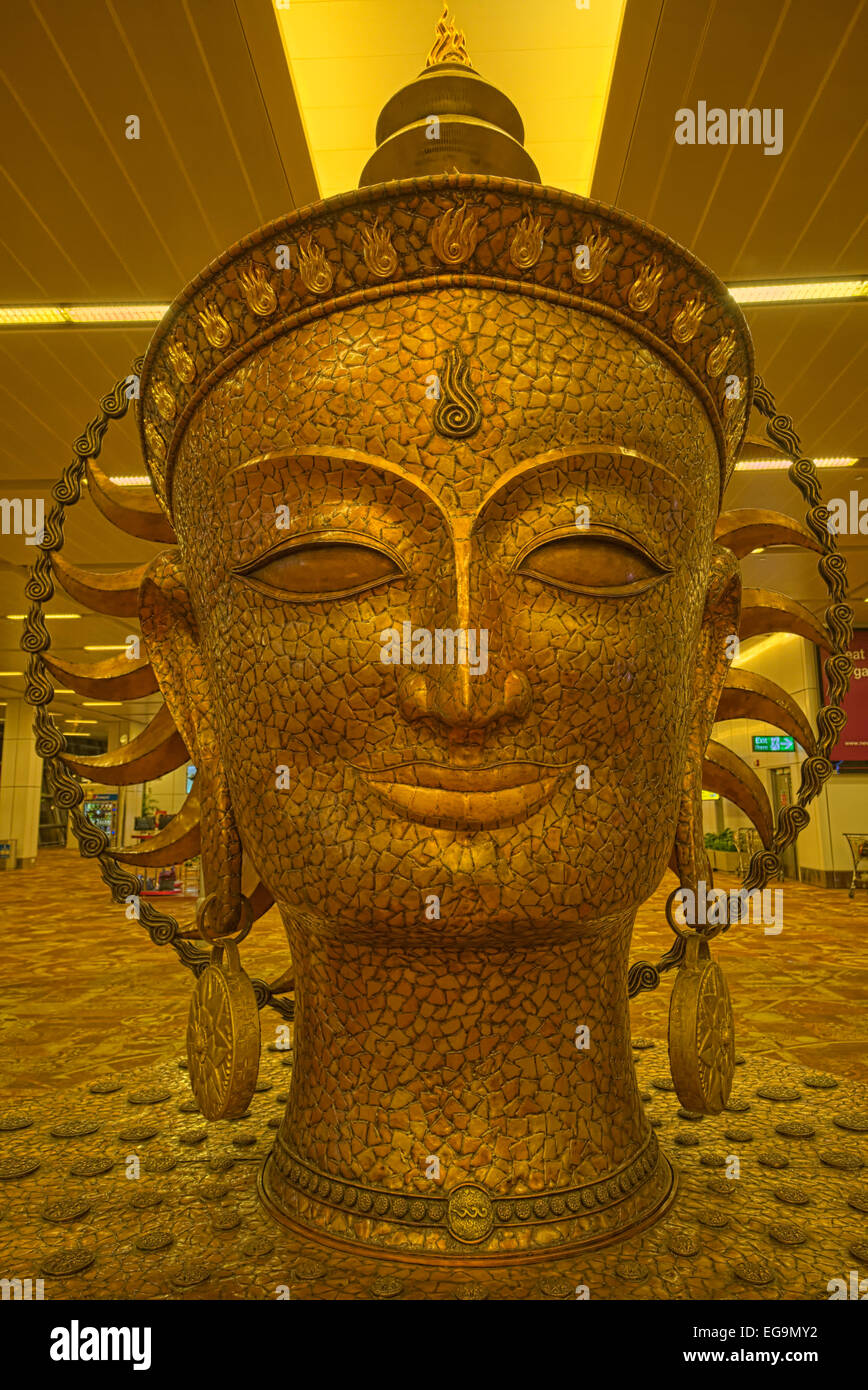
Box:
[167,340,195,384]
[708,329,737,377]
[151,381,176,422]
[239,266,278,317]
[199,304,231,350]
[430,202,480,265]
[144,421,166,459]
[296,236,333,295]
[509,214,546,270]
[572,232,611,286]
[672,295,707,345]
[628,257,666,313]
[360,219,398,279]
[426,5,472,69]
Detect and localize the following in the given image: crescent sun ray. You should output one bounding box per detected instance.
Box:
[242,853,276,922]
[86,459,177,544]
[60,703,188,785]
[714,669,816,755]
[51,551,150,618]
[114,785,201,866]
[702,740,775,847]
[43,648,158,700]
[715,508,822,558]
[739,588,831,651]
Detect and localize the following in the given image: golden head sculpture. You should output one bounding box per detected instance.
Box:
[27,17,852,1264]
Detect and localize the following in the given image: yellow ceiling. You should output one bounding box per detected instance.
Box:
[275,0,627,200]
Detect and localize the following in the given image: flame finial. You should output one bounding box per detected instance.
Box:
[426,5,471,69]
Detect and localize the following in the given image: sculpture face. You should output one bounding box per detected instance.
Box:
[168,289,723,943]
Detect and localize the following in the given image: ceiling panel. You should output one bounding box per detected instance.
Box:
[593,0,868,279]
[0,0,316,303]
[0,329,152,482]
[742,306,868,457]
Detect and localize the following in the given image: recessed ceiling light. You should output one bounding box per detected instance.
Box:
[0,304,168,327]
[65,719,98,725]
[83,644,128,652]
[735,457,858,471]
[729,278,868,305]
[5,612,81,620]
[0,279,861,331]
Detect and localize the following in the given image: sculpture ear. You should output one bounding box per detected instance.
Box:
[138,550,204,755]
[139,550,243,930]
[671,546,741,889]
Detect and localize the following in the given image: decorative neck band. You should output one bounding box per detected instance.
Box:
[261,1129,673,1256]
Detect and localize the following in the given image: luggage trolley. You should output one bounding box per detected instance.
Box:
[843,834,868,899]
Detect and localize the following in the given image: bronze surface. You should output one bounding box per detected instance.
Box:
[1,1046,865,1299]
[17,18,856,1283]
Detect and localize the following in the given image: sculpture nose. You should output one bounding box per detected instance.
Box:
[397,667,531,731]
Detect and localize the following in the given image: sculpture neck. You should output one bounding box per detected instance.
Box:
[260,910,675,1259]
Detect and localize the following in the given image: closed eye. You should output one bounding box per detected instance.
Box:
[235,540,403,600]
[516,532,670,596]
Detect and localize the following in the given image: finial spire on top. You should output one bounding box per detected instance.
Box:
[426,5,472,68]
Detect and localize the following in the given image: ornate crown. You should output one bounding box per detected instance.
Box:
[137,174,753,515]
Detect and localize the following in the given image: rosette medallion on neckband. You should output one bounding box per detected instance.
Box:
[128,8,760,1263]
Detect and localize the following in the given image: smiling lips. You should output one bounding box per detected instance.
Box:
[362,761,565,829]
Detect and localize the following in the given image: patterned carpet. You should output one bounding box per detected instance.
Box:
[1,848,866,1098]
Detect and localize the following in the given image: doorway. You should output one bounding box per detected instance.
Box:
[770,766,799,880]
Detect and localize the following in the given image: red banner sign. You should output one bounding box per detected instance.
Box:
[822,630,868,762]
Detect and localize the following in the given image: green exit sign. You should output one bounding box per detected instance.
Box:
[752,735,795,753]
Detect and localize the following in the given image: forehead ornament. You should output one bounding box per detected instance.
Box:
[433,347,481,440]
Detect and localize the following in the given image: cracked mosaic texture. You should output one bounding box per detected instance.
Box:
[140,290,735,1254]
[1,1050,865,1299]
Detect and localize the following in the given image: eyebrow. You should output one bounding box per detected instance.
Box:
[224,444,690,538]
[225,445,451,526]
[474,447,692,524]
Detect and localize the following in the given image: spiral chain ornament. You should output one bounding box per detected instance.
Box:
[21,362,294,1022]
[628,374,853,998]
